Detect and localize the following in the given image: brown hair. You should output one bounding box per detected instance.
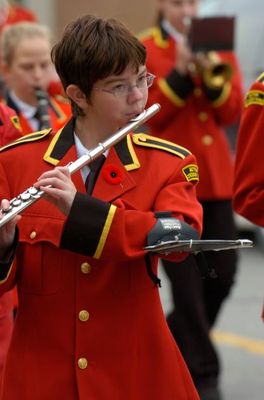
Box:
[51,14,146,99]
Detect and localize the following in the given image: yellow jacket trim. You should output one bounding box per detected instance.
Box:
[125,134,141,171]
[43,128,63,165]
[138,27,169,48]
[212,82,231,108]
[94,204,117,259]
[245,90,264,107]
[137,27,153,40]
[132,133,191,159]
[152,27,169,48]
[159,78,185,107]
[0,129,52,152]
[50,97,68,122]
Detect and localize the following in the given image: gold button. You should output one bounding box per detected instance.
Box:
[194,88,202,97]
[202,135,213,145]
[139,135,147,142]
[81,262,91,274]
[29,231,37,240]
[198,112,208,122]
[78,357,88,369]
[79,310,89,322]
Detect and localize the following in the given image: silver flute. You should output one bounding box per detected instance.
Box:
[0,103,161,228]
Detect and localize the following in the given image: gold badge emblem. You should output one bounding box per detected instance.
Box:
[182,164,199,183]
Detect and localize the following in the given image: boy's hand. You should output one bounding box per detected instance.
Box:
[34,166,77,216]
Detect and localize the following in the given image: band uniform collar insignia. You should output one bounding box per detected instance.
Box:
[114,134,140,171]
[43,117,75,165]
[152,25,170,48]
[49,97,68,122]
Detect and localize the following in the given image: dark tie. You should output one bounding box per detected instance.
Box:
[85,155,105,194]
[35,88,51,130]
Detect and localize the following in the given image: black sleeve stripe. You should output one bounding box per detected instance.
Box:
[0,129,52,152]
[60,193,116,258]
[133,134,191,159]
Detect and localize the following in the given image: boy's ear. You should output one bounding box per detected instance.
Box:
[66,84,87,108]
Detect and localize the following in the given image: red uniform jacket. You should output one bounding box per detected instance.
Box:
[6,93,71,135]
[0,119,202,399]
[233,76,264,226]
[140,26,244,200]
[0,103,21,146]
[233,75,264,320]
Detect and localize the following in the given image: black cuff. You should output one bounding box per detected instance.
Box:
[60,192,112,256]
[203,83,224,102]
[166,69,195,100]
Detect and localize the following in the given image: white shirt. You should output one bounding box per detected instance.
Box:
[74,132,109,183]
[161,19,185,44]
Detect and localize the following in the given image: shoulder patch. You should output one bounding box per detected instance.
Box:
[0,128,52,152]
[182,164,199,183]
[132,133,191,159]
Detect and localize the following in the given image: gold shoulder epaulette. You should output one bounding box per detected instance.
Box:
[0,128,52,152]
[132,133,191,159]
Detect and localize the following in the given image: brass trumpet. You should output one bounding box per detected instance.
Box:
[189,51,233,89]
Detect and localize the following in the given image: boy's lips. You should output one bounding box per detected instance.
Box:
[126,109,144,119]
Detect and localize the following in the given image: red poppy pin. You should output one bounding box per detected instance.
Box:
[102,164,123,185]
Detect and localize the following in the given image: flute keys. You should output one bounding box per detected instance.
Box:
[11,199,22,207]
[28,187,39,195]
[20,192,31,201]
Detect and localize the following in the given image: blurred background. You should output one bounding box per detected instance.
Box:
[8,1,264,399]
[22,0,264,92]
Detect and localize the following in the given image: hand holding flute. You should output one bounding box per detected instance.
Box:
[34,166,77,216]
[0,166,76,259]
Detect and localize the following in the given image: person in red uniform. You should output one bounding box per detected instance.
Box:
[139,1,244,399]
[0,102,21,392]
[0,14,203,399]
[0,0,37,31]
[0,21,71,134]
[0,0,37,26]
[233,73,264,320]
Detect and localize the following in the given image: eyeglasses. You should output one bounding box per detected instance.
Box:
[94,72,155,97]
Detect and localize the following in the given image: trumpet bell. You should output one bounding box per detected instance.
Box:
[202,51,234,89]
